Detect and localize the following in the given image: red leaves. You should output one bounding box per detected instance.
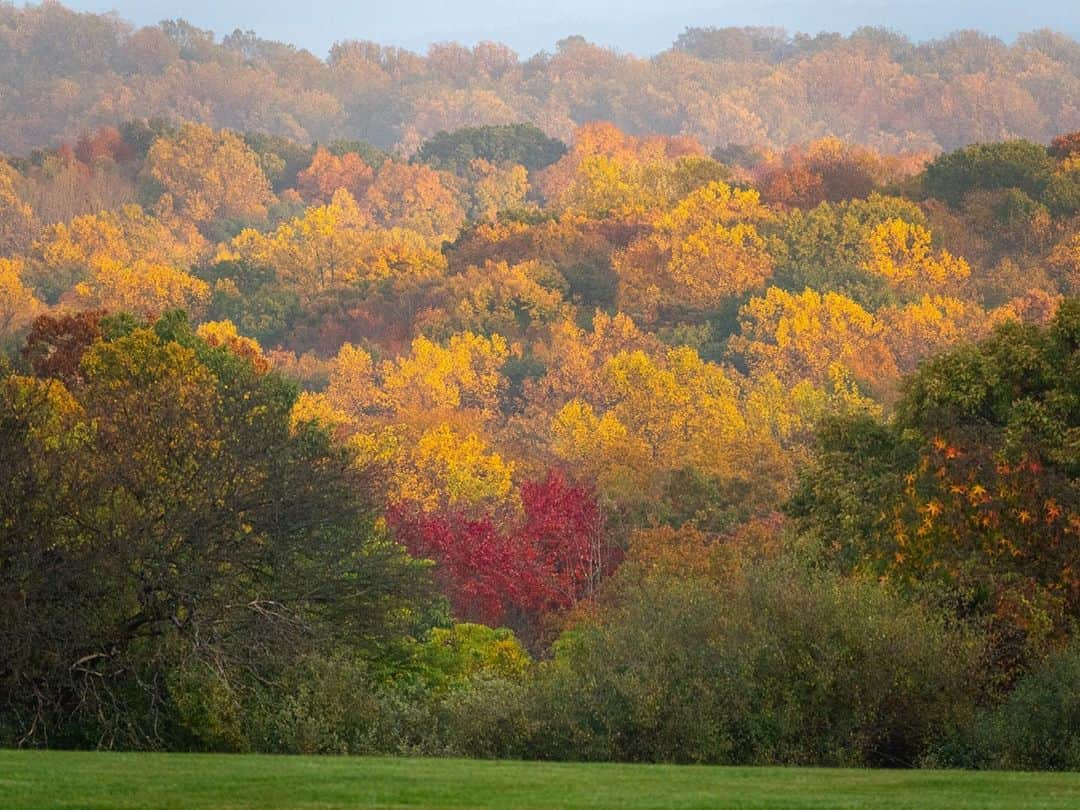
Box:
[390,470,610,628]
[390,510,513,626]
[74,126,134,165]
[518,470,605,611]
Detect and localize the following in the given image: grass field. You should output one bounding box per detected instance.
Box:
[2,751,1079,809]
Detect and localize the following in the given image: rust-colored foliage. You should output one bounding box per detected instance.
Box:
[21,310,104,386]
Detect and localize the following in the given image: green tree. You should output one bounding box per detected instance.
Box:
[790,300,1080,681]
[0,311,431,748]
[416,124,567,174]
[921,140,1053,207]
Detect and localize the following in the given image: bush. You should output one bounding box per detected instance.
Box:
[501,550,983,766]
[972,639,1080,770]
[440,677,536,759]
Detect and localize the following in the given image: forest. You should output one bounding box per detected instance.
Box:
[1,2,1080,772]
[2,3,1080,155]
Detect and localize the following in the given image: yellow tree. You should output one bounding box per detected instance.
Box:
[415,260,571,341]
[862,218,970,296]
[550,398,653,505]
[309,334,517,516]
[731,286,898,392]
[380,331,510,424]
[879,295,989,374]
[468,159,529,223]
[537,122,705,210]
[614,181,776,321]
[376,423,516,516]
[69,259,210,318]
[145,123,274,229]
[527,311,662,411]
[0,162,38,255]
[221,189,445,303]
[28,204,207,302]
[323,342,380,417]
[196,319,270,373]
[0,258,44,342]
[601,347,747,474]
[550,345,789,522]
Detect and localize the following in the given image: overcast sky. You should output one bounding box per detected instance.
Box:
[56,1,1080,57]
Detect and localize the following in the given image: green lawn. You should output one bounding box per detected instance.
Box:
[1,751,1079,809]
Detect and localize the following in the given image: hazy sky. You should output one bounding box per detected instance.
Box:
[56,1,1080,57]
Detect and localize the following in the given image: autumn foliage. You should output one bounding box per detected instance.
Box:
[3,16,1080,763]
[390,470,607,632]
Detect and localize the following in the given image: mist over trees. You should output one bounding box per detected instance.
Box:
[1,4,1080,156]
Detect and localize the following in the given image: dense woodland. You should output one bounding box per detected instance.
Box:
[2,3,1080,155]
[2,2,1080,771]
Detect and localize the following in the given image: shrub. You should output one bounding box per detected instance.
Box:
[504,549,983,766]
[972,639,1080,770]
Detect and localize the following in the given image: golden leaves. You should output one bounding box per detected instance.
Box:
[862,218,970,295]
[614,181,776,321]
[222,191,445,300]
[145,123,274,228]
[0,257,44,338]
[731,287,897,391]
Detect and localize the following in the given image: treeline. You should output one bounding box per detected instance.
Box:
[3,307,1078,768]
[2,3,1080,154]
[1,111,1080,766]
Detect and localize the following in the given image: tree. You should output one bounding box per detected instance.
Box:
[0,162,38,255]
[363,160,466,243]
[416,124,567,173]
[1,313,431,747]
[538,123,708,216]
[145,123,274,231]
[221,190,445,305]
[524,542,980,766]
[753,138,909,208]
[379,332,510,421]
[774,194,926,308]
[0,259,44,343]
[861,218,970,297]
[295,146,374,204]
[878,295,988,374]
[374,423,516,517]
[731,286,898,392]
[27,204,207,304]
[466,159,529,222]
[515,470,607,613]
[921,140,1053,207]
[614,181,776,322]
[414,259,570,342]
[1048,130,1080,159]
[68,259,210,319]
[790,300,1080,681]
[313,332,516,517]
[388,470,605,632]
[550,345,790,526]
[20,310,105,387]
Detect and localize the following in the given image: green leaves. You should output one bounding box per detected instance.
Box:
[0,313,433,748]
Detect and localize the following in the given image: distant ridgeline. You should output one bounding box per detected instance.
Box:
[1,3,1080,154]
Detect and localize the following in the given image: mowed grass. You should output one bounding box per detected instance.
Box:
[2,750,1079,810]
